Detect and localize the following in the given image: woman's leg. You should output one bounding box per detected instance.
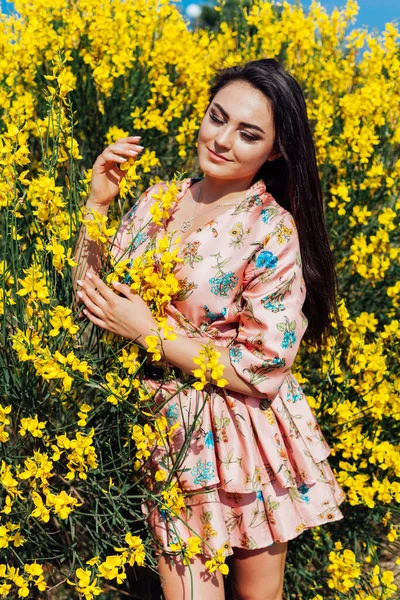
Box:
[230,542,288,600]
[158,552,226,600]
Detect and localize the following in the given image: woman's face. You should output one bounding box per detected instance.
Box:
[197,80,278,182]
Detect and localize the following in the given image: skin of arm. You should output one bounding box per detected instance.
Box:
[71,198,109,296]
[77,273,267,399]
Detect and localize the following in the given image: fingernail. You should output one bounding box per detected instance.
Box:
[112,280,121,286]
[86,272,93,279]
[77,280,83,286]
[77,291,83,298]
[136,145,144,150]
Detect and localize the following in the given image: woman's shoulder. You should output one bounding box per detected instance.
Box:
[250,180,296,236]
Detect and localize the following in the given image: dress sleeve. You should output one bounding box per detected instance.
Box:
[111,182,165,262]
[229,210,308,401]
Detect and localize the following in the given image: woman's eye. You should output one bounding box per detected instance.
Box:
[210,113,224,124]
[209,112,259,142]
[240,132,258,143]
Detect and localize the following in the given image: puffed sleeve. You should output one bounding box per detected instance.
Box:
[229,210,308,401]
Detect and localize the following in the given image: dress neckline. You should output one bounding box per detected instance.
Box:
[163,176,272,247]
[176,177,270,205]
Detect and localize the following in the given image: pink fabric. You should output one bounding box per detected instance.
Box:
[112,177,345,557]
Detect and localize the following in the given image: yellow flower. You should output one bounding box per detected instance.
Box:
[97,555,126,584]
[144,334,162,362]
[192,342,228,389]
[161,482,186,513]
[103,372,131,405]
[19,416,47,438]
[81,209,117,243]
[155,469,167,482]
[205,547,230,575]
[16,264,50,305]
[327,549,362,594]
[68,568,102,599]
[49,305,79,336]
[114,533,146,567]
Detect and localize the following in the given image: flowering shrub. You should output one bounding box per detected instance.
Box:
[0,0,399,598]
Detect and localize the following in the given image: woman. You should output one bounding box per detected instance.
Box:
[74,58,345,600]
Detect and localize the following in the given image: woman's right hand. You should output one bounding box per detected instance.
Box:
[87,136,144,208]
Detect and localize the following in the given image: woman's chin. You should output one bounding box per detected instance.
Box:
[198,158,233,179]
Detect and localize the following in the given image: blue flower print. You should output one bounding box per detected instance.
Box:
[288,386,303,403]
[166,403,179,426]
[191,459,216,486]
[204,430,215,449]
[204,305,227,321]
[262,357,285,369]
[255,250,278,270]
[260,207,270,223]
[229,346,243,363]
[209,272,238,297]
[261,298,285,313]
[131,231,148,251]
[281,331,297,349]
[297,483,310,504]
[256,490,264,501]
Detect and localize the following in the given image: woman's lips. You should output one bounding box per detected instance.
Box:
[207,148,232,162]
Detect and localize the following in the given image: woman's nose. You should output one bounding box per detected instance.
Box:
[214,127,233,150]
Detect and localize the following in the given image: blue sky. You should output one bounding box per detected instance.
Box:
[297,0,398,32]
[1,0,398,33]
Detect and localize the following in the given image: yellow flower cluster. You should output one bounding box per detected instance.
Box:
[161,481,187,514]
[0,562,47,598]
[82,209,117,245]
[0,406,12,444]
[0,0,399,596]
[118,149,161,199]
[131,415,179,471]
[192,341,229,390]
[170,535,203,565]
[322,542,398,600]
[11,328,92,391]
[69,533,145,598]
[327,548,362,594]
[205,545,230,576]
[52,429,98,481]
[110,223,183,362]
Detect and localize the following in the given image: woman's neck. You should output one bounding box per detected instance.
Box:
[199,174,255,205]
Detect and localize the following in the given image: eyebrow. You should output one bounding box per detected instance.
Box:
[212,102,266,134]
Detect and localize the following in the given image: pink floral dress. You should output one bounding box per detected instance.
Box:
[112,177,345,558]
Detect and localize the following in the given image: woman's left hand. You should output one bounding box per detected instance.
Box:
[76,272,157,342]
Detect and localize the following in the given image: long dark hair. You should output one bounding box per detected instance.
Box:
[209,58,341,348]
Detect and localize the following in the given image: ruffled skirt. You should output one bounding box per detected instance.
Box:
[141,371,345,558]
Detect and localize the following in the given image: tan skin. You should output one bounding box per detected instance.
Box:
[73,80,287,600]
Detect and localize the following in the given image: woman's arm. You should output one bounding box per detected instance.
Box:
[158,332,267,398]
[71,198,108,293]
[71,135,144,295]
[75,273,267,398]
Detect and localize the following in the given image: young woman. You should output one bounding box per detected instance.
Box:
[74,58,345,600]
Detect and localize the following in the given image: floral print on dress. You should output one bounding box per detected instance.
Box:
[112,177,346,558]
[191,458,216,486]
[229,222,250,249]
[209,253,239,297]
[182,240,203,268]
